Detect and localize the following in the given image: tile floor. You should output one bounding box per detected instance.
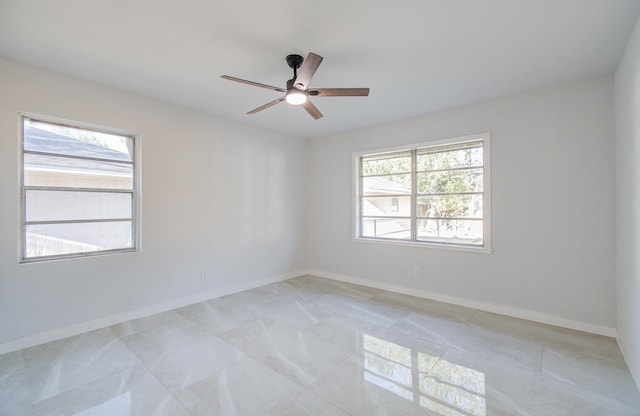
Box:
[1,275,639,415]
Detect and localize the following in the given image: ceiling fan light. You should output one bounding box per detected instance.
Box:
[285,90,307,105]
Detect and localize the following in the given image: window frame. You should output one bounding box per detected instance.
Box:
[353,133,492,254]
[19,113,141,263]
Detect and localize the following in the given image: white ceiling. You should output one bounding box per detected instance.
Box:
[1,0,639,139]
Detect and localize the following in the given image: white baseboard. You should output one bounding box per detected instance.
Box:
[306,269,618,338]
[2,268,619,355]
[617,334,640,392]
[0,270,306,355]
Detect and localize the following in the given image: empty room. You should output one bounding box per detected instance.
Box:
[1,1,640,415]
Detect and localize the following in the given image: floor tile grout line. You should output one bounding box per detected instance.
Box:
[115,328,195,416]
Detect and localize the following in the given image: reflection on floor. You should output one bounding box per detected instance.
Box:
[1,275,639,415]
[363,334,486,415]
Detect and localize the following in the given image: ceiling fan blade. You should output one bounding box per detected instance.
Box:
[294,53,323,90]
[302,100,323,120]
[309,88,370,97]
[247,97,286,114]
[221,75,286,93]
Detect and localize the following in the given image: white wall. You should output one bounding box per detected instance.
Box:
[0,55,622,353]
[308,76,616,333]
[0,58,307,348]
[615,15,640,389]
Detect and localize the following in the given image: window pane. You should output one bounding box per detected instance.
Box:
[362,196,411,217]
[362,174,411,196]
[24,153,133,189]
[362,153,411,176]
[361,217,411,239]
[25,190,132,222]
[24,119,133,162]
[417,169,483,194]
[25,221,133,258]
[417,194,482,219]
[417,145,482,171]
[417,219,483,245]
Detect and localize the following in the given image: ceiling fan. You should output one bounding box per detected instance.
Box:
[221,52,369,120]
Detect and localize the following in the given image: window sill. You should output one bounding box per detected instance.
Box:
[353,237,493,254]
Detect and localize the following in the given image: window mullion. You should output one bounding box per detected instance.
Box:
[20,187,27,261]
[25,218,133,225]
[24,186,134,193]
[23,149,134,165]
[359,156,364,238]
[411,149,417,242]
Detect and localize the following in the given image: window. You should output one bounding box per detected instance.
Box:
[20,116,139,262]
[354,133,490,252]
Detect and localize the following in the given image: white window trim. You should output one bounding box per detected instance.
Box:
[18,112,142,263]
[352,132,492,254]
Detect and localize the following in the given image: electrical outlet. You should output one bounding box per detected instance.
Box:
[412,267,420,278]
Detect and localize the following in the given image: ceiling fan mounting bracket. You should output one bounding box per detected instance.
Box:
[286,54,304,70]
[286,78,295,90]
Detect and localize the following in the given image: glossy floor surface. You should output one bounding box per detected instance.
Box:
[1,275,639,415]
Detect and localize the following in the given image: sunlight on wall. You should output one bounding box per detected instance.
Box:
[363,334,486,416]
[239,142,288,244]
